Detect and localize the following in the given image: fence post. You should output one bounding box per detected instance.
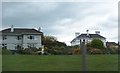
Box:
[80,39,87,72]
[41,45,44,55]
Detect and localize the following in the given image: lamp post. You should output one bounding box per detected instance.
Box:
[80,39,87,72]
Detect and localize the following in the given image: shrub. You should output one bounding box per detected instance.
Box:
[91,39,105,49]
[86,39,106,54]
[108,48,118,54]
[2,49,12,55]
[88,48,103,54]
[73,48,81,55]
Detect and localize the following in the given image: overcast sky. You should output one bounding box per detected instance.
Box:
[1,0,119,45]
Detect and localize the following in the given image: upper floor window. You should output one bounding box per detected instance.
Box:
[2,36,7,40]
[17,36,22,40]
[27,35,35,40]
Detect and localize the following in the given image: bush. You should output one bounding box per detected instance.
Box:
[16,48,24,54]
[91,39,105,49]
[108,48,118,54]
[16,48,39,55]
[88,48,103,54]
[2,49,12,55]
[86,39,106,54]
[73,48,81,55]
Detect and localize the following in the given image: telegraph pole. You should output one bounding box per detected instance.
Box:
[80,39,87,72]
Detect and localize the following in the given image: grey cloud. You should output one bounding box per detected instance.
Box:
[2,2,96,27]
[2,2,93,32]
[100,17,118,30]
[2,2,118,45]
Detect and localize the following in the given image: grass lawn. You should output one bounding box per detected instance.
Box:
[2,55,118,71]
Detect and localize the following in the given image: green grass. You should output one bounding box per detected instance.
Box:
[2,55,118,71]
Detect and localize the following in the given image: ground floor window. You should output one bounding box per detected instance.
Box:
[2,44,7,49]
[15,44,22,50]
[27,43,36,48]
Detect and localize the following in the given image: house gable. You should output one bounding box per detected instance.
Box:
[71,34,106,43]
[0,28,43,50]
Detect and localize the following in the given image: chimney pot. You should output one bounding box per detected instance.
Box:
[11,25,14,32]
[75,32,80,37]
[38,27,41,31]
[86,29,89,36]
[95,31,100,35]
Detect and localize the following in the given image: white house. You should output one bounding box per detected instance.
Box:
[0,25,43,50]
[71,30,106,46]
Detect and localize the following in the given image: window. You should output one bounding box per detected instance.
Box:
[27,35,35,40]
[80,39,81,42]
[3,36,7,40]
[17,44,22,49]
[83,39,85,42]
[15,44,22,50]
[17,36,22,40]
[27,43,35,48]
[2,44,7,49]
[80,39,81,44]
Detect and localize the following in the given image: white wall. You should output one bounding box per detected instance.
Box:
[1,34,42,50]
[23,35,42,48]
[71,38,106,47]
[2,35,22,50]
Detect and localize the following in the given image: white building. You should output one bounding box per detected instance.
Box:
[71,30,106,46]
[0,26,43,50]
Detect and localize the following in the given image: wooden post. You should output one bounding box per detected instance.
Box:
[41,45,44,55]
[80,39,87,72]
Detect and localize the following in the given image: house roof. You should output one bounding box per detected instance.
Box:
[106,42,118,46]
[0,28,43,35]
[71,34,106,43]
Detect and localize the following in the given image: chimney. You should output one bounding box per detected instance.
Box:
[38,27,41,32]
[95,31,100,35]
[11,25,14,32]
[75,32,80,37]
[86,29,89,36]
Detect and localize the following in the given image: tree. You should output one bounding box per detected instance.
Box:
[86,39,105,54]
[42,35,57,49]
[91,39,105,49]
[42,35,67,54]
[43,36,57,42]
